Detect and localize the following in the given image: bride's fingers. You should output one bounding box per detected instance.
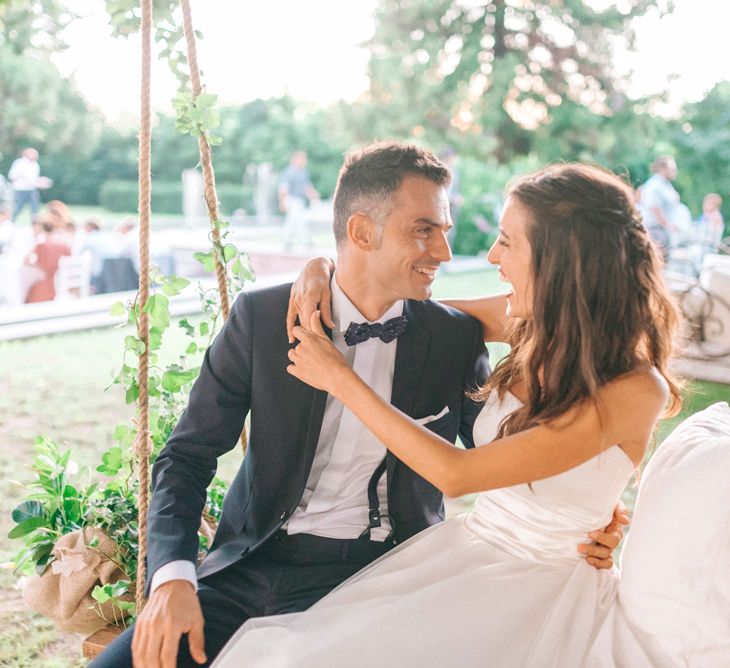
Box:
[291,325,310,342]
[309,310,327,336]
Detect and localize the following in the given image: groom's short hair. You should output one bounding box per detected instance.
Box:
[332,142,450,248]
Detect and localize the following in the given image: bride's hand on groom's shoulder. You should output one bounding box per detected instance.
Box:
[578,501,630,570]
[288,311,351,397]
[287,257,336,343]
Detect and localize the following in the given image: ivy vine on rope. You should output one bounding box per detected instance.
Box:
[9,0,254,627]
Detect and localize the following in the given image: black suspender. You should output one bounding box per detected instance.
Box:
[358,456,395,542]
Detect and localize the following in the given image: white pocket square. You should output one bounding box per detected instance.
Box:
[414,406,450,426]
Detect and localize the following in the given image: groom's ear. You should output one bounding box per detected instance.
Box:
[347,212,378,251]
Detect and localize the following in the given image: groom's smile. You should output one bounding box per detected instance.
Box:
[367,175,453,305]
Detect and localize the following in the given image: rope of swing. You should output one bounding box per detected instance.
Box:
[180,0,249,454]
[180,0,230,321]
[134,0,237,613]
[134,0,153,614]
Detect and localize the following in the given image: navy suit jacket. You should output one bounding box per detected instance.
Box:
[146,283,490,588]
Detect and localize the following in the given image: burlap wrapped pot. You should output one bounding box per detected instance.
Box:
[23,526,134,634]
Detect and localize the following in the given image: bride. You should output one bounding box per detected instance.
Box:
[213,163,681,667]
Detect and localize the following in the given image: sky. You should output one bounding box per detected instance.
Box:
[52,0,730,125]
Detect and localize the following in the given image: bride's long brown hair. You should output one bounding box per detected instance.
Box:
[479,163,682,438]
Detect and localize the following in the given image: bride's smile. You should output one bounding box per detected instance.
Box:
[487,195,534,320]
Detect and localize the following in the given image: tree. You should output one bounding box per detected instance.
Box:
[361,0,673,161]
[0,0,108,203]
[0,0,74,54]
[0,44,102,181]
[673,82,730,223]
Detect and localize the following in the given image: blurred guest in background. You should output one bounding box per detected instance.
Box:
[0,205,14,254]
[696,192,725,248]
[278,150,319,250]
[24,220,71,303]
[639,155,690,258]
[8,148,41,221]
[45,200,74,229]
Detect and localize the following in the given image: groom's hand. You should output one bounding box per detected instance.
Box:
[578,501,630,569]
[132,579,206,668]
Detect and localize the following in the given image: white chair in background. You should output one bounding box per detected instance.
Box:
[55,251,92,299]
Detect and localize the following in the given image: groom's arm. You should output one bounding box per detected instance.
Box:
[146,291,254,584]
[133,292,255,668]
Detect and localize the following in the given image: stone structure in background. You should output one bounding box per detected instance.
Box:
[182,168,205,226]
[244,162,277,225]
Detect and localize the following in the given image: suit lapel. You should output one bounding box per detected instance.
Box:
[387,300,431,483]
[297,325,332,485]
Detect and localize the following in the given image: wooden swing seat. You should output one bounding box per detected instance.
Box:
[82,624,123,659]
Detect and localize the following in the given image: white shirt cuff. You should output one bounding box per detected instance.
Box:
[150,560,198,594]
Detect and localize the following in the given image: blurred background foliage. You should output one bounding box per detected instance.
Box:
[0,0,728,256]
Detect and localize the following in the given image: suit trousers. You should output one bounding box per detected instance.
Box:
[90,532,393,667]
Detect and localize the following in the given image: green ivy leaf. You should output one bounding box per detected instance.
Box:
[113,424,134,445]
[185,342,198,354]
[125,380,139,404]
[199,321,209,337]
[193,251,216,273]
[179,319,195,336]
[222,244,237,263]
[195,93,218,108]
[124,335,146,355]
[143,294,170,329]
[161,275,190,297]
[161,368,199,393]
[114,600,136,613]
[109,580,131,597]
[91,585,112,604]
[109,301,127,317]
[97,447,123,475]
[148,326,164,351]
[231,258,255,282]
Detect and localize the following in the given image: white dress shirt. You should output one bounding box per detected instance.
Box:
[151,275,404,593]
[285,275,402,540]
[8,157,39,191]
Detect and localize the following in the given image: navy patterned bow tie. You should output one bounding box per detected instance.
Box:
[344,315,408,346]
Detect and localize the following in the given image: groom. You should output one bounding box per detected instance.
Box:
[93,142,621,667]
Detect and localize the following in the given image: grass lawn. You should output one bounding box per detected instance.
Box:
[0,267,728,666]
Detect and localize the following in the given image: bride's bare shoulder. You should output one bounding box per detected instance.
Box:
[601,366,670,415]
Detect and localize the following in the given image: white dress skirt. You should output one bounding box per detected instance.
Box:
[213,392,634,667]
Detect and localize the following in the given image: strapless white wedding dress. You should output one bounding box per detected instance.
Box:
[213,391,636,667]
